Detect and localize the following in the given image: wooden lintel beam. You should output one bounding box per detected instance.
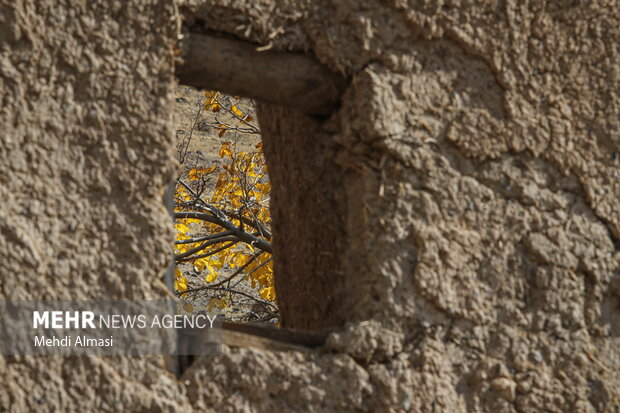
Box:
[176,33,347,116]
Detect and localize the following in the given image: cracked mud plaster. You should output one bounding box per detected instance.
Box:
[0,1,188,411]
[182,1,620,411]
[0,0,618,411]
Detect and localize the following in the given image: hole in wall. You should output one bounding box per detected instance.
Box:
[168,86,278,327]
[164,86,333,376]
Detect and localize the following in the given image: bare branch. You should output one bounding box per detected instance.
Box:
[175,230,234,244]
[176,241,238,263]
[177,286,278,312]
[221,209,272,240]
[178,102,203,164]
[175,211,272,253]
[174,235,238,261]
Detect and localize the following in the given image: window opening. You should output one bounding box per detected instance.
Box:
[171,87,277,327]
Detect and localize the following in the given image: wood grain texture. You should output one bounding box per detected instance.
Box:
[176,33,347,116]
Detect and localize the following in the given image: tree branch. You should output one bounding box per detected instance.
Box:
[177,286,278,312]
[175,230,234,245]
[176,241,238,263]
[174,235,238,261]
[175,211,272,253]
[207,252,263,289]
[221,209,272,240]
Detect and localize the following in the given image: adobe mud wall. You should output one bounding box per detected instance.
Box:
[0,1,190,410]
[183,1,620,412]
[0,0,618,412]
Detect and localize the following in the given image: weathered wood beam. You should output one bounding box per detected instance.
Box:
[176,33,347,116]
[220,320,329,349]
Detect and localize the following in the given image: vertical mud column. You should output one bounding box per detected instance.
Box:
[0,1,188,410]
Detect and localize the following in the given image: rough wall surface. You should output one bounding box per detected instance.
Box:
[0,0,618,412]
[183,1,620,412]
[0,1,188,411]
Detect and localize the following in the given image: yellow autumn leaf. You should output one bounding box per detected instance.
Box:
[175,223,190,234]
[205,270,218,283]
[189,166,217,181]
[204,90,219,100]
[223,182,234,194]
[219,142,233,159]
[188,168,199,181]
[217,125,228,137]
[259,286,275,301]
[175,276,188,293]
[231,197,242,208]
[214,173,228,190]
[204,91,221,111]
[231,105,243,118]
[210,255,223,270]
[236,254,249,268]
[194,258,212,273]
[207,298,227,311]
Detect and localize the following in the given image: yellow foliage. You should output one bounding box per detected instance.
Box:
[175,222,190,234]
[204,91,221,112]
[236,254,249,268]
[175,139,275,303]
[260,286,275,301]
[219,142,233,159]
[210,255,223,269]
[174,268,188,293]
[193,258,209,273]
[188,166,217,181]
